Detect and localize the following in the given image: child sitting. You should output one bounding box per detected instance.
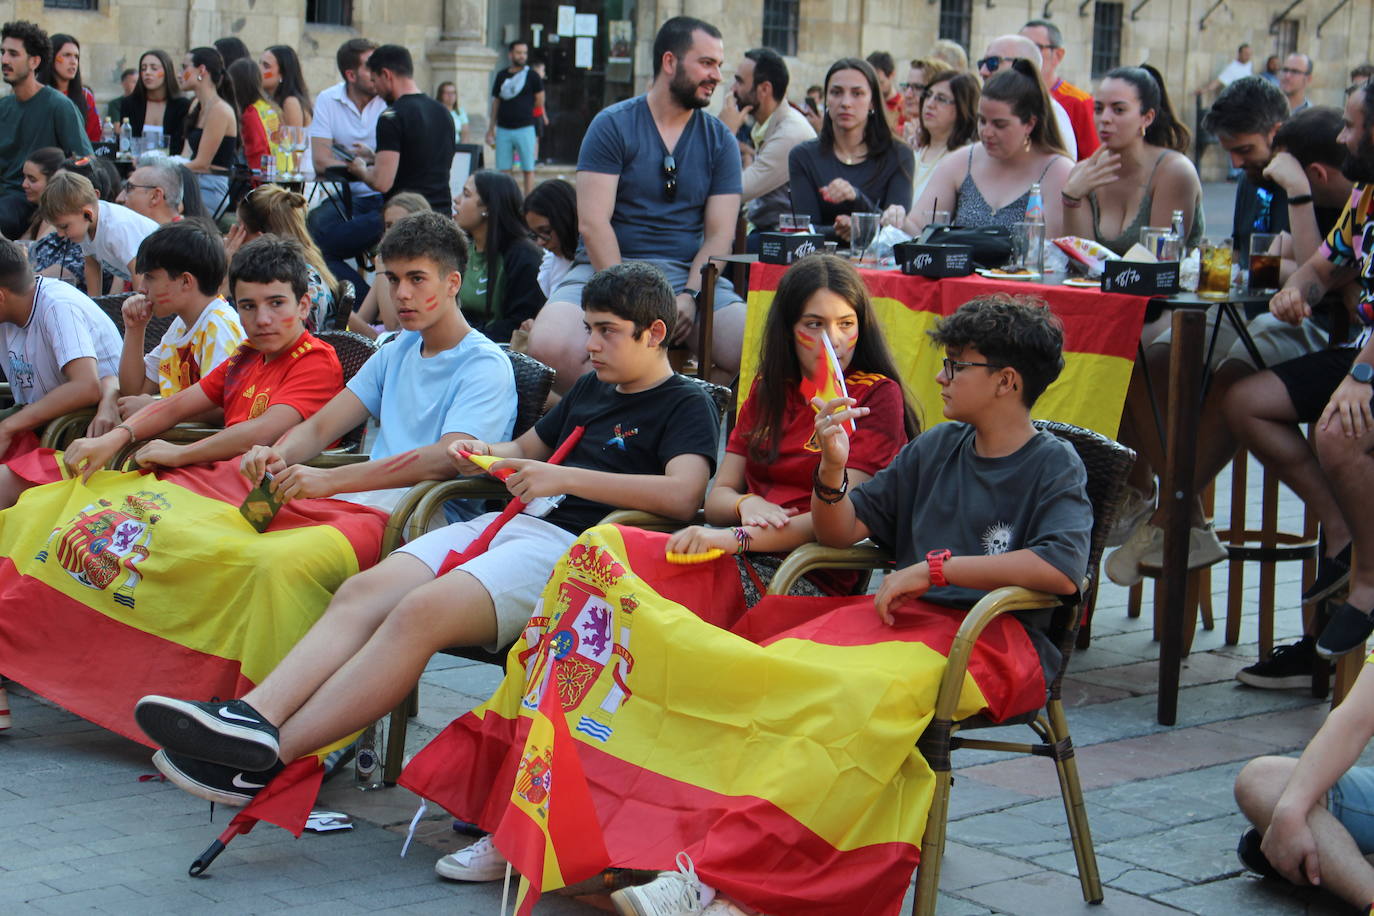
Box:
[39,170,158,295]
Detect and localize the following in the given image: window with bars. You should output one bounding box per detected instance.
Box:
[761,0,800,57]
[1091,2,1123,79]
[937,0,973,54]
[43,0,97,9]
[1273,20,1298,57]
[307,0,352,27]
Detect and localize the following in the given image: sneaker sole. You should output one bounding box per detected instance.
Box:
[609,889,656,916]
[434,856,508,882]
[135,697,280,771]
[1315,642,1364,660]
[1303,570,1351,605]
[1235,671,1313,690]
[151,749,253,807]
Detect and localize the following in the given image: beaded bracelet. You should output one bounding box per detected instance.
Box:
[1061,192,1083,209]
[732,526,752,555]
[812,466,849,504]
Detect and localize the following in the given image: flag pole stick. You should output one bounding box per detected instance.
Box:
[500,861,512,916]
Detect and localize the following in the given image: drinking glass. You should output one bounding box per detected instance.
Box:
[779,213,808,233]
[1011,221,1045,276]
[849,211,880,264]
[1249,232,1282,294]
[1198,238,1234,299]
[1139,226,1170,260]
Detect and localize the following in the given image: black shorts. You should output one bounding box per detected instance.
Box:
[1270,346,1361,422]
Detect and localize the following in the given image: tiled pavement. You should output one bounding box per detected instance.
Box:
[2,183,1362,913]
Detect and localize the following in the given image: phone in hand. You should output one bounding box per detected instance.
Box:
[239,471,285,532]
[330,142,356,163]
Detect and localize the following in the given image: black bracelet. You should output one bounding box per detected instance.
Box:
[1287,194,1314,206]
[812,465,849,503]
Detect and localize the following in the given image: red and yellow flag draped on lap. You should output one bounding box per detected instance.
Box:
[0,459,387,743]
[743,263,1148,438]
[401,525,1049,916]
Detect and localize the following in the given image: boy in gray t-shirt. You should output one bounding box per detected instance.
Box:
[812,294,1092,622]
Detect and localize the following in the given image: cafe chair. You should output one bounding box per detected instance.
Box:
[765,421,1135,915]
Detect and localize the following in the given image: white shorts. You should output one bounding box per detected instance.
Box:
[395,512,577,650]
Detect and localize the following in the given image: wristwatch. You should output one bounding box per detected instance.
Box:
[1351,362,1374,384]
[926,549,952,587]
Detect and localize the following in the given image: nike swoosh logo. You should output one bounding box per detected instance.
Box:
[231,773,267,789]
[217,708,262,724]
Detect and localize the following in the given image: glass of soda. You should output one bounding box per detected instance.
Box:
[1249,232,1282,294]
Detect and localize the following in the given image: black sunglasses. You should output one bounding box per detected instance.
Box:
[976,56,1004,73]
[662,154,677,202]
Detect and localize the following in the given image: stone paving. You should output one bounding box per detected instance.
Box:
[1,181,1362,913]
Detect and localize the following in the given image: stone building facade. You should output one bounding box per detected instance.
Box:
[3,0,1371,169]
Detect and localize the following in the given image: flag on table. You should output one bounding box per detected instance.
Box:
[491,647,610,914]
[402,524,1049,916]
[0,459,387,743]
[800,333,855,434]
[744,263,1148,438]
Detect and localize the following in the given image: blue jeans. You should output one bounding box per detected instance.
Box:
[308,193,385,300]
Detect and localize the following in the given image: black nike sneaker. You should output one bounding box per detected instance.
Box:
[135,696,281,771]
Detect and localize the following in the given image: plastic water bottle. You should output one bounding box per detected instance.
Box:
[118,118,132,160]
[355,723,385,789]
[1024,182,1045,276]
[101,117,114,145]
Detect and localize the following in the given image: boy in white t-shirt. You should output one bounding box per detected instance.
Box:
[39,170,158,295]
[0,237,121,505]
[88,219,246,437]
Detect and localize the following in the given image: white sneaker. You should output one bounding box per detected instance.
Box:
[434,834,509,882]
[1138,522,1229,571]
[1106,485,1155,547]
[1105,522,1163,586]
[0,684,10,730]
[611,853,717,916]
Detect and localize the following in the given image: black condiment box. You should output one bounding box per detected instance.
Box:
[894,241,975,278]
[1101,260,1179,295]
[759,231,823,264]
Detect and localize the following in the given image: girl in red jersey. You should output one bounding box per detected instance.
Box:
[667,253,917,597]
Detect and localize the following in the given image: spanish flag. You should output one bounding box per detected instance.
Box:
[401,525,1048,915]
[800,332,856,434]
[492,647,610,914]
[744,263,1147,438]
[0,460,387,743]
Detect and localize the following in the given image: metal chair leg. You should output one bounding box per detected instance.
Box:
[382,688,415,785]
[912,767,953,915]
[1046,701,1103,904]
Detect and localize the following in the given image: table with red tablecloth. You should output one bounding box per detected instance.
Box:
[741,264,1149,438]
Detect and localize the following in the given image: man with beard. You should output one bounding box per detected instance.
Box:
[486,40,544,195]
[0,20,91,239]
[1221,84,1374,675]
[307,38,387,299]
[1203,76,1293,258]
[525,16,745,392]
[346,45,454,215]
[716,47,814,242]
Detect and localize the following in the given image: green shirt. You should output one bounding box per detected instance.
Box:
[458,246,509,326]
[0,85,93,191]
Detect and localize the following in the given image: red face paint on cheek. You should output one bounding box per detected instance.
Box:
[794,329,817,350]
[154,294,172,305]
[424,295,439,312]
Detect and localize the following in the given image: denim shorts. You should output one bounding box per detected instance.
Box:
[495,126,537,171]
[1328,765,1374,853]
[549,257,743,312]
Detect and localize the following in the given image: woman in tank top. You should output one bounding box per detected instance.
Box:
[179,47,239,216]
[902,61,1073,238]
[1060,65,1203,256]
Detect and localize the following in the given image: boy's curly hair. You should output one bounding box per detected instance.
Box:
[929,294,1065,406]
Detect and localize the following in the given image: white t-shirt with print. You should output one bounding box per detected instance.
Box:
[0,277,121,405]
[80,201,158,281]
[143,297,246,397]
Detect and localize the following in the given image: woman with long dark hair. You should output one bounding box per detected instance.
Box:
[521,178,577,297]
[1060,64,1202,255]
[228,185,336,331]
[884,70,981,226]
[905,60,1074,237]
[787,57,915,242]
[119,49,191,155]
[452,169,543,343]
[259,45,313,179]
[666,253,917,595]
[227,58,273,179]
[436,81,469,143]
[179,47,239,213]
[39,35,100,143]
[213,36,251,69]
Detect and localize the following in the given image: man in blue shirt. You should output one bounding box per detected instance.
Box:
[526,16,745,392]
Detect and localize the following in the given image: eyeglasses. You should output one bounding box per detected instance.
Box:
[976,56,1005,73]
[942,357,1001,377]
[662,154,677,202]
[924,91,955,107]
[899,81,927,94]
[1279,67,1311,76]
[122,181,158,193]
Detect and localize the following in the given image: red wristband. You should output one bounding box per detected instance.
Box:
[926,549,952,587]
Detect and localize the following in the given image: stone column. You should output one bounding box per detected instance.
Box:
[428,0,501,139]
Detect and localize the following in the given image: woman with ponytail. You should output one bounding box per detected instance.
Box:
[120,50,191,155]
[227,185,337,331]
[227,58,275,180]
[179,47,239,212]
[1059,64,1203,255]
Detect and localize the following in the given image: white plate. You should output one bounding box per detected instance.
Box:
[977,268,1040,282]
[1061,277,1101,288]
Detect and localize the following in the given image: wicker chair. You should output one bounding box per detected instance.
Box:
[92,294,175,346]
[764,420,1135,915]
[379,372,730,783]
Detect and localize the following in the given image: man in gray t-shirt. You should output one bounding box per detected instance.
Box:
[525,16,747,393]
